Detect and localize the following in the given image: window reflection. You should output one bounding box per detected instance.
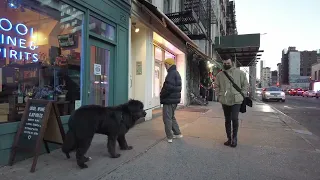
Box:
[155,47,162,61]
[165,51,175,60]
[89,16,115,41]
[0,0,83,123]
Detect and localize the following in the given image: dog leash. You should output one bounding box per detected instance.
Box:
[144,105,161,111]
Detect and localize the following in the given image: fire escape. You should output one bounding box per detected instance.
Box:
[226,0,237,35]
[218,0,226,36]
[165,0,218,105]
[165,0,216,41]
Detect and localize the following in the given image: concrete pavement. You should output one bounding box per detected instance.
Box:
[1,102,320,180]
[265,95,320,138]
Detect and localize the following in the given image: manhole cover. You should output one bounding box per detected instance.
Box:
[178,108,209,113]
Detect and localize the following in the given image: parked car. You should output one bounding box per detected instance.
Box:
[256,88,263,96]
[289,88,297,96]
[287,89,291,95]
[315,90,320,99]
[296,88,304,96]
[286,89,292,95]
[262,87,285,102]
[302,90,317,97]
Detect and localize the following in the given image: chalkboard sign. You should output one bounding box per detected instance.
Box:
[18,103,46,149]
[8,100,66,173]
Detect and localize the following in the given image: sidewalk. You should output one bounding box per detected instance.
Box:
[1,102,320,180]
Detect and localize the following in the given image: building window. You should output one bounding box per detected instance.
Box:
[0,0,83,123]
[163,0,171,14]
[315,71,318,80]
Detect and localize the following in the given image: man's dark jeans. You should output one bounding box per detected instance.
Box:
[222,104,241,140]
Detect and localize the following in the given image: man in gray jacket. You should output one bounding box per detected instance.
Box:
[214,57,249,147]
[160,58,183,143]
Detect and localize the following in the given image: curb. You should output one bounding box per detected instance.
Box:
[269,104,302,125]
[257,101,320,151]
[256,100,305,128]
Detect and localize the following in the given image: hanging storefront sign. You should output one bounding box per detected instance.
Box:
[0,18,39,62]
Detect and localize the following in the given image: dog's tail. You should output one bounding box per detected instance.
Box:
[62,131,76,159]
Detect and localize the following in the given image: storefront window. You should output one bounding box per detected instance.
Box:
[154,47,162,61]
[165,51,175,60]
[163,51,175,80]
[0,0,83,123]
[89,16,115,41]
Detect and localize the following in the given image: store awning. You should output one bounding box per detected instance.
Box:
[186,43,220,65]
[214,33,263,66]
[136,0,212,63]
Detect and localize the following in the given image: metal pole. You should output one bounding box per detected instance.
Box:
[218,0,221,45]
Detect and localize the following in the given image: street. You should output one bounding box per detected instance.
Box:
[264,95,320,137]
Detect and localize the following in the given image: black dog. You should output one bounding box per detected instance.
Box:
[61,99,146,169]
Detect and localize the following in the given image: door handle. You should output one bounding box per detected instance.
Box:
[130,75,132,88]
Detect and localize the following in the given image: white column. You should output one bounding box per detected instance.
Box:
[128,18,133,99]
[176,54,186,105]
[249,65,253,96]
[131,26,153,120]
[144,29,153,120]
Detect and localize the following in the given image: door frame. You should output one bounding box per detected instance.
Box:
[84,37,115,106]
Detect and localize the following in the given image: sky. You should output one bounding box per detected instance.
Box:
[235,0,320,79]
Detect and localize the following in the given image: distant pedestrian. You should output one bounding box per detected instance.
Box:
[214,57,249,147]
[160,58,183,143]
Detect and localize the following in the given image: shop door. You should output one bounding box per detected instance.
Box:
[153,61,162,106]
[87,39,114,106]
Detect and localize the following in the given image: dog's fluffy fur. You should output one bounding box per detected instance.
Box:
[61,99,146,169]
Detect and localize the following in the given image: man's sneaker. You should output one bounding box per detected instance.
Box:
[173,134,183,139]
[167,139,173,143]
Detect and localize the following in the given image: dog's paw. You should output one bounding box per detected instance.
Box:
[65,153,70,159]
[84,156,92,162]
[111,154,121,158]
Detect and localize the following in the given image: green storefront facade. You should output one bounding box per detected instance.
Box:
[0,0,130,166]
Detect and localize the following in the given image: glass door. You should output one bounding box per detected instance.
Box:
[88,39,114,106]
[154,61,162,97]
